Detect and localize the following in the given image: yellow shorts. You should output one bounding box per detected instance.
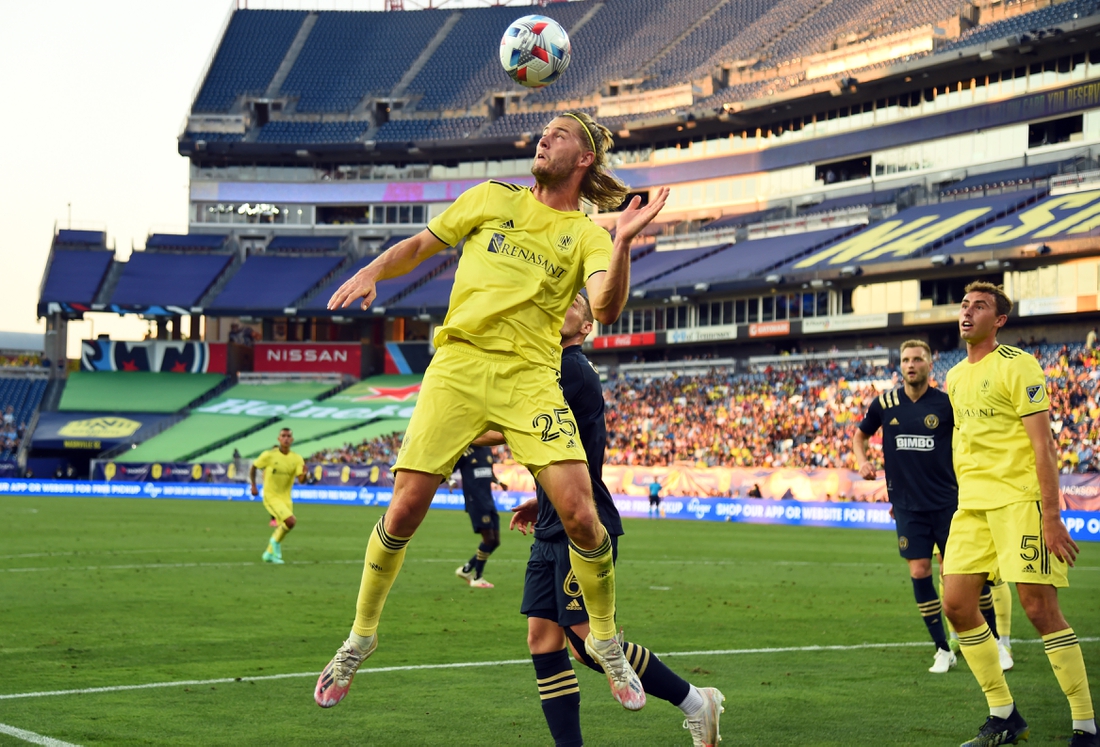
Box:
[394,342,584,478]
[263,494,294,524]
[943,502,1069,587]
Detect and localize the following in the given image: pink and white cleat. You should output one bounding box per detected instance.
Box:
[584,631,646,711]
[314,635,376,708]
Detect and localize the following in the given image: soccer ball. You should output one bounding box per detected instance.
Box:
[499,15,571,89]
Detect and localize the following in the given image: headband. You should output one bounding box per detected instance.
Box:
[563,112,596,153]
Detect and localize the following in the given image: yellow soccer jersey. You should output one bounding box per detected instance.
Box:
[253,448,305,504]
[427,181,612,369]
[946,344,1049,510]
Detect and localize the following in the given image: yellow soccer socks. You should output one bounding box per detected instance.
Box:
[352,517,411,638]
[957,624,1013,710]
[567,528,616,640]
[1043,629,1096,724]
[991,581,1012,642]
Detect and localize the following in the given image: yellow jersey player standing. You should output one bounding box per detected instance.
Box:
[250,428,306,565]
[315,110,669,712]
[942,281,1095,747]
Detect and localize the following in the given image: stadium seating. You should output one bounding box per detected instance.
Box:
[266,236,346,253]
[58,372,226,413]
[386,263,457,315]
[797,190,899,215]
[193,10,307,113]
[938,0,1100,53]
[280,10,451,113]
[939,161,1070,198]
[629,243,730,287]
[373,117,485,143]
[0,376,48,461]
[479,108,596,140]
[640,227,857,291]
[111,253,232,307]
[305,419,408,463]
[54,230,105,248]
[39,250,114,305]
[184,131,244,143]
[256,120,370,144]
[208,255,346,311]
[146,234,230,251]
[304,253,451,311]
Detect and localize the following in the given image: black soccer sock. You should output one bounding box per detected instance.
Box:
[565,628,690,705]
[980,583,1000,639]
[532,649,582,747]
[463,555,476,574]
[472,542,494,579]
[912,576,949,651]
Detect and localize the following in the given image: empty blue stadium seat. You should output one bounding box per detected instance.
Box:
[938,0,1100,53]
[373,117,484,143]
[55,230,105,247]
[267,236,346,253]
[193,10,307,113]
[185,131,244,143]
[256,120,370,144]
[209,255,346,310]
[305,252,449,310]
[111,253,233,307]
[386,263,457,314]
[40,250,113,304]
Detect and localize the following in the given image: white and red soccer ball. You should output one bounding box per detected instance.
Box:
[499,15,571,89]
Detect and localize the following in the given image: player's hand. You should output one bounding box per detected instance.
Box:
[250,484,258,496]
[615,187,670,243]
[888,505,895,520]
[328,267,378,311]
[858,463,876,480]
[1044,517,1079,566]
[509,498,538,535]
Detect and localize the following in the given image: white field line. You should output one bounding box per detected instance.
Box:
[0,722,81,747]
[1,637,1096,702]
[4,556,1099,573]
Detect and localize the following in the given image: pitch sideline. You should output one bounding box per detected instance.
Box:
[2,637,1097,702]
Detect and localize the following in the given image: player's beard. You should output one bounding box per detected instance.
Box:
[905,370,928,388]
[532,156,570,188]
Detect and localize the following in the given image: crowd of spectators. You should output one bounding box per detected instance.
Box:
[1,405,27,461]
[0,353,42,368]
[302,342,1100,475]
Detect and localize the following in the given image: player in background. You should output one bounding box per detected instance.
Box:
[648,478,662,518]
[943,282,1095,747]
[482,294,723,747]
[250,428,307,565]
[853,341,1005,674]
[453,444,508,588]
[316,110,670,711]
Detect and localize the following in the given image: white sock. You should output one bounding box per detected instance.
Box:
[990,704,1014,719]
[1073,719,1097,735]
[677,684,704,716]
[1000,635,1010,648]
[348,631,374,652]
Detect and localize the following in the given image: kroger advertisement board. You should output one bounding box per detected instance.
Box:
[1,479,1096,541]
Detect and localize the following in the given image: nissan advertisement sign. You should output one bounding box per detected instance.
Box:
[254,343,362,375]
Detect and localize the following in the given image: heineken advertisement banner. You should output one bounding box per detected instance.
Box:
[193,375,422,422]
[0,479,1095,541]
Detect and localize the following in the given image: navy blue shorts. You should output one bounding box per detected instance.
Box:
[893,505,954,560]
[465,492,499,532]
[520,535,619,627]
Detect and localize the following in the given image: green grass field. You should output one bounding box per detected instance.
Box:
[1,496,1097,746]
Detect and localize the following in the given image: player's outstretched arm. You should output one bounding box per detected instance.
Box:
[586,187,670,324]
[1022,411,1079,565]
[328,230,448,310]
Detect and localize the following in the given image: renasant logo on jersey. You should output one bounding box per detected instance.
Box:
[895,434,935,451]
[487,232,568,279]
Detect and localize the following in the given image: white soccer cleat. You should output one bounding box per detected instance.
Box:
[314,635,376,708]
[468,577,494,588]
[929,647,957,674]
[998,639,1014,671]
[683,687,725,747]
[455,565,475,583]
[584,632,646,711]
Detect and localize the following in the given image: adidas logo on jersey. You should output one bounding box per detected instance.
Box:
[889,418,900,425]
[566,599,583,611]
[500,220,515,229]
[1023,563,1036,573]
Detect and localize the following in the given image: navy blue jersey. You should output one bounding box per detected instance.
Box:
[858,387,957,512]
[534,345,624,541]
[455,445,496,505]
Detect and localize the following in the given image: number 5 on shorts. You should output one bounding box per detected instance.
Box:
[534,408,577,442]
[1020,534,1040,562]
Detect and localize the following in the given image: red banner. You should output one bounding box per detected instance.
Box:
[592,332,657,349]
[748,321,790,338]
[254,343,361,375]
